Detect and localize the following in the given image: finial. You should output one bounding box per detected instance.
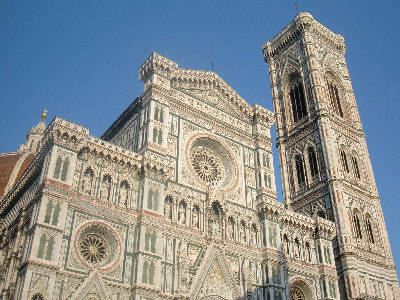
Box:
[295,1,299,16]
[41,109,48,120]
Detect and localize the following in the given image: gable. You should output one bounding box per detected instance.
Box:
[190,246,240,300]
[171,69,253,122]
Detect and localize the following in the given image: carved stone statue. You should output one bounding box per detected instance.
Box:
[82,174,92,195]
[164,200,172,221]
[100,182,110,201]
[192,208,199,229]
[119,185,128,206]
[178,204,186,225]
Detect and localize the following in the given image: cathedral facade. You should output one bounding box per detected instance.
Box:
[0,13,398,300]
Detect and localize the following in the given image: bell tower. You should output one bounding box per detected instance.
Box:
[263,13,399,299]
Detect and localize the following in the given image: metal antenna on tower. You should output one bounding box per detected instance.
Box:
[295,1,299,16]
[211,57,214,72]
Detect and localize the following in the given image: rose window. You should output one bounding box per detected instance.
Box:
[190,147,224,186]
[290,286,305,300]
[75,223,120,268]
[79,233,109,264]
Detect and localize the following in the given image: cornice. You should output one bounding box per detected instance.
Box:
[263,12,345,63]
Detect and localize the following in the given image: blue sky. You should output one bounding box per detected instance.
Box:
[1,1,399,276]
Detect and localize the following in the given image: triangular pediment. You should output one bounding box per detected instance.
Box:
[177,87,246,120]
[190,246,240,300]
[171,69,253,122]
[70,269,110,300]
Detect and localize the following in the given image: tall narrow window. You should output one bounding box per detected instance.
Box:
[151,234,157,253]
[352,156,361,179]
[353,213,363,239]
[340,150,349,173]
[295,155,306,185]
[157,130,163,145]
[44,202,53,224]
[52,203,60,226]
[154,106,159,121]
[148,190,153,209]
[45,236,54,260]
[149,262,155,285]
[289,78,307,123]
[366,218,375,244]
[144,232,151,251]
[61,157,69,181]
[308,148,319,178]
[53,156,62,179]
[159,108,164,123]
[327,80,344,117]
[37,235,47,259]
[152,128,158,143]
[142,261,148,283]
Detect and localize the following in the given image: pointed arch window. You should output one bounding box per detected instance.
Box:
[308,147,319,178]
[340,150,349,173]
[352,155,361,179]
[352,212,363,239]
[295,155,306,185]
[366,218,375,244]
[37,234,54,260]
[289,77,307,123]
[327,80,344,117]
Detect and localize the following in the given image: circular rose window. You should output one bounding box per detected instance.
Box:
[190,147,225,186]
[79,233,109,264]
[188,136,237,189]
[76,223,120,268]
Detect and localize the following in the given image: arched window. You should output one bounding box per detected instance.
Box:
[326,79,344,117]
[154,106,159,121]
[352,155,361,179]
[53,156,62,179]
[151,234,157,252]
[142,261,148,283]
[149,262,155,285]
[264,174,268,187]
[352,212,363,239]
[308,147,319,178]
[37,234,47,259]
[295,155,306,185]
[152,128,163,145]
[52,203,60,226]
[61,157,69,181]
[154,106,164,123]
[340,150,349,173]
[46,236,54,260]
[289,77,307,123]
[365,218,375,244]
[144,232,151,251]
[37,234,54,261]
[44,202,53,224]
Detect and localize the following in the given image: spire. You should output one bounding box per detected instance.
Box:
[28,109,47,137]
[19,109,48,153]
